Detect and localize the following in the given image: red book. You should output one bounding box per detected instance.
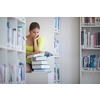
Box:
[87,17,89,25]
[94,34,96,48]
[92,17,95,26]
[85,17,87,25]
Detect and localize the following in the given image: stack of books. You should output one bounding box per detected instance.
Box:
[27,51,53,72]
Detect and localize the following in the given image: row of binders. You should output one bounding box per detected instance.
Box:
[0,62,25,84]
[7,22,25,50]
[82,54,100,71]
[81,29,100,48]
[27,51,53,72]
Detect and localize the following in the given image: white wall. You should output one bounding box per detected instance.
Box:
[61,17,80,84]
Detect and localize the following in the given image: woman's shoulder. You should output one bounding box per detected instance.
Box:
[38,36,44,41]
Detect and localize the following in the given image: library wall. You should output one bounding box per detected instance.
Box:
[26,17,54,72]
[61,17,80,84]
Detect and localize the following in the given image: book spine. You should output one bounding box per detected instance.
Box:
[87,17,89,26]
[94,34,96,48]
[90,55,94,70]
[96,32,98,47]
[82,17,85,24]
[88,32,90,47]
[81,31,84,47]
[85,17,87,25]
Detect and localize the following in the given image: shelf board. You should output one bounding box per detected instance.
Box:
[8,17,26,24]
[54,56,60,57]
[0,46,25,52]
[81,25,100,27]
[82,70,100,72]
[54,31,60,34]
[81,48,100,50]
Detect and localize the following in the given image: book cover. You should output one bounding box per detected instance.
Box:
[93,55,98,68]
[31,56,47,61]
[81,31,84,47]
[90,55,94,70]
[92,17,95,26]
[97,56,100,70]
[85,17,87,25]
[82,17,85,24]
[32,64,50,69]
[94,33,96,48]
[31,61,48,65]
[17,26,23,50]
[98,32,100,48]
[96,32,98,47]
[95,17,98,26]
[88,32,90,47]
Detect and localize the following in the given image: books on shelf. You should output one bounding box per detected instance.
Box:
[0,61,25,84]
[54,17,60,32]
[82,54,100,71]
[81,17,100,26]
[54,36,60,56]
[7,22,25,50]
[54,63,60,82]
[81,29,100,48]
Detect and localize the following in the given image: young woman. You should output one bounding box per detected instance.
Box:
[26,22,44,72]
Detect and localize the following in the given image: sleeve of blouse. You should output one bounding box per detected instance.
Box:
[38,37,44,51]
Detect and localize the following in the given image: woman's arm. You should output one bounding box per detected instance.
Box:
[33,39,39,52]
[26,51,41,57]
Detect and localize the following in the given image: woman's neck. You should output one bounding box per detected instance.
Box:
[28,34,34,41]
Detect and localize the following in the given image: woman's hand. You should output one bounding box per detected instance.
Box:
[31,51,41,55]
[34,34,39,41]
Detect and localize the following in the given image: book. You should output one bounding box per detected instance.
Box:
[90,55,94,70]
[94,33,96,48]
[31,56,47,61]
[88,32,90,47]
[17,26,23,50]
[27,52,45,59]
[32,64,50,69]
[31,61,47,65]
[27,51,53,59]
[92,17,95,26]
[81,31,84,47]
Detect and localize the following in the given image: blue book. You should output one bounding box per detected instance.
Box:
[58,17,59,30]
[55,17,58,30]
[90,55,94,69]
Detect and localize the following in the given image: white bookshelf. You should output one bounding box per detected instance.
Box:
[80,17,100,84]
[0,17,26,84]
[53,17,61,84]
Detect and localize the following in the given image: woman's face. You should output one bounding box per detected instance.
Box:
[29,28,39,39]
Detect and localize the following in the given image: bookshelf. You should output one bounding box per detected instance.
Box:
[0,17,26,84]
[80,17,100,84]
[53,17,61,84]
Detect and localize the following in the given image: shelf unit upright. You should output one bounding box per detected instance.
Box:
[80,17,100,84]
[0,17,26,84]
[53,17,61,84]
